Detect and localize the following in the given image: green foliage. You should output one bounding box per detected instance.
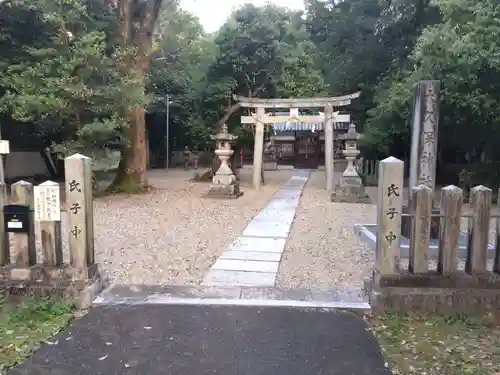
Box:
[364,0,500,161]
[0,297,75,372]
[0,0,146,158]
[147,0,216,149]
[1,0,499,173]
[368,312,500,375]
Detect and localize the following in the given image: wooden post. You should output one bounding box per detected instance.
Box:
[0,183,9,265]
[466,185,492,274]
[11,181,36,266]
[324,105,334,191]
[409,185,432,273]
[252,107,265,190]
[495,188,500,274]
[0,140,9,265]
[376,157,404,275]
[65,154,95,268]
[438,185,463,274]
[34,181,62,266]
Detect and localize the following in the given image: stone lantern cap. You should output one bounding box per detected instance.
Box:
[211,124,238,142]
[340,123,362,141]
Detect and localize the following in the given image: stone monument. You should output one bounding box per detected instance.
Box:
[401,80,441,238]
[205,124,242,199]
[331,124,371,203]
[183,146,191,170]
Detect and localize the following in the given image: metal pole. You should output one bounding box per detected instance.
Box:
[165,94,170,170]
[0,128,4,186]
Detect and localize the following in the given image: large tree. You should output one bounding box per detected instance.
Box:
[148,1,216,149]
[306,0,440,126]
[0,0,143,158]
[202,4,326,131]
[364,0,500,164]
[107,0,163,191]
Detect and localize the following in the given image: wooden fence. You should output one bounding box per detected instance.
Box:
[371,156,500,314]
[357,158,379,186]
[0,154,104,306]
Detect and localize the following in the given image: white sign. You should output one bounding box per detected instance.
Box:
[0,140,9,154]
[34,181,61,221]
[7,221,22,229]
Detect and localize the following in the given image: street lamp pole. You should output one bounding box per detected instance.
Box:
[165,94,171,170]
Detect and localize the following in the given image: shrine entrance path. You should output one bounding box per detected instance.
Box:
[89,169,294,286]
[203,170,311,287]
[7,305,390,375]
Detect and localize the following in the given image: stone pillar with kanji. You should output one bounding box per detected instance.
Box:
[375,157,404,278]
[64,154,95,269]
[402,80,441,238]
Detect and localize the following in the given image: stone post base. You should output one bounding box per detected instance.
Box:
[331,184,371,203]
[0,263,108,309]
[205,183,243,199]
[367,271,500,315]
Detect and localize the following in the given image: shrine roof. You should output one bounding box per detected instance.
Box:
[271,122,350,132]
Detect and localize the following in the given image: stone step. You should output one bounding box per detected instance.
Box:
[94,284,371,311]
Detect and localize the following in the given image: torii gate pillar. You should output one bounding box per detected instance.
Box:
[324,105,334,191]
[252,107,265,190]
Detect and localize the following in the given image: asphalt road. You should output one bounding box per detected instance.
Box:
[8,305,391,375]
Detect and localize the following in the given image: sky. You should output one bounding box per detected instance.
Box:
[180,0,306,33]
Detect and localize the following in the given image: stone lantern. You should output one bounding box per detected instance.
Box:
[341,123,362,185]
[331,123,371,203]
[205,124,242,198]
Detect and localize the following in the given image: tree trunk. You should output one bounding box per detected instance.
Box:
[112,105,148,191]
[108,0,162,192]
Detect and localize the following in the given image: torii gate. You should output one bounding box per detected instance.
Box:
[234,92,361,191]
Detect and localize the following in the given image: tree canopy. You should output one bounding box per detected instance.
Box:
[1,0,499,187]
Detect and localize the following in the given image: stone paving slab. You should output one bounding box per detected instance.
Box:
[226,237,287,253]
[220,251,283,262]
[8,305,390,375]
[204,172,310,287]
[253,209,296,224]
[273,189,303,199]
[93,284,370,310]
[242,221,291,238]
[204,270,277,286]
[264,199,300,211]
[212,259,280,273]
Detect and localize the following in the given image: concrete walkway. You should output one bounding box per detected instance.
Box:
[203,171,311,287]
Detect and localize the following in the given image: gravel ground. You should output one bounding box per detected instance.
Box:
[277,174,500,289]
[277,171,376,289]
[9,168,293,285]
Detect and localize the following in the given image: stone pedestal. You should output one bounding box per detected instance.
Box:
[331,172,371,203]
[206,162,242,199]
[331,183,371,203]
